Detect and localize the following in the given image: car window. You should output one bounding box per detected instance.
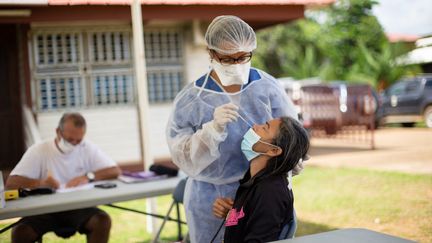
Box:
[387,82,406,96]
[425,79,432,88]
[405,80,421,95]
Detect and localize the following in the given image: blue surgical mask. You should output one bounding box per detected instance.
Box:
[241,127,278,161]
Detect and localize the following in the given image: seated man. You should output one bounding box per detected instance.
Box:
[6,112,121,243]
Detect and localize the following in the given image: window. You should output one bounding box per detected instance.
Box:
[34,32,81,67]
[388,82,406,96]
[87,30,134,105]
[33,31,84,110]
[89,32,131,64]
[425,79,432,88]
[405,81,421,95]
[92,72,134,105]
[145,29,184,103]
[37,75,84,110]
[31,27,184,111]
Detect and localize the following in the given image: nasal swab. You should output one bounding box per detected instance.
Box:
[238,113,253,128]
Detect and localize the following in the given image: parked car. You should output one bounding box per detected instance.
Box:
[376,74,432,128]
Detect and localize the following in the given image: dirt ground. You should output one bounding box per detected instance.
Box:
[307,127,432,174]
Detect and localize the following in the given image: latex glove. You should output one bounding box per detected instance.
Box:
[212,103,239,133]
[293,155,309,176]
[213,197,234,219]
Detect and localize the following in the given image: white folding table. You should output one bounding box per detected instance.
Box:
[271,228,415,243]
[0,177,182,234]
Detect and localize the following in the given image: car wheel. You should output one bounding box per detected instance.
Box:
[424,106,432,128]
[402,123,415,128]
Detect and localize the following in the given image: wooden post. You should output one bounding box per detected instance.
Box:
[131,0,153,170]
[131,0,158,236]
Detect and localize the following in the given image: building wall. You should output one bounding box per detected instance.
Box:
[30,20,211,165]
[183,20,211,82]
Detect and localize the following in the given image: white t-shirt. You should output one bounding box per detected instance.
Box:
[10,139,117,185]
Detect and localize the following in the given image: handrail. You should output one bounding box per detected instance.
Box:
[22,105,41,148]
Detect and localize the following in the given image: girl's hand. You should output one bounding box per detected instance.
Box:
[213,197,234,219]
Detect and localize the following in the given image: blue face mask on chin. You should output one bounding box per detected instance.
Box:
[241,127,278,161]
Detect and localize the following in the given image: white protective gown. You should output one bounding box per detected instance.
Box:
[166,68,298,243]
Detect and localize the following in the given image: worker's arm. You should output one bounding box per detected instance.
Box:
[6,174,60,190]
[66,166,121,188]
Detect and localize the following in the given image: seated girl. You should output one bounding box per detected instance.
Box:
[212,116,310,243]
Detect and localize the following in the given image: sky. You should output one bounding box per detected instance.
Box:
[373,0,432,37]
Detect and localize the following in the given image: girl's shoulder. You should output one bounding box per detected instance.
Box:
[253,175,289,197]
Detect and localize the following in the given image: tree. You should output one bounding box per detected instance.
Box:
[253,0,419,87]
[318,0,387,80]
[253,19,325,78]
[348,41,420,90]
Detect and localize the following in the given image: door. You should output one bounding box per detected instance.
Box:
[396,79,423,115]
[0,25,25,170]
[383,81,407,116]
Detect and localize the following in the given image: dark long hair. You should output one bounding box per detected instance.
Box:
[263,116,310,177]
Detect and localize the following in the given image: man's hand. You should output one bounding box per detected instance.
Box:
[213,197,233,219]
[66,175,88,188]
[40,175,60,189]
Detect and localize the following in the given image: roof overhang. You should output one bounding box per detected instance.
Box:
[386,33,419,43]
[397,46,432,65]
[0,0,334,27]
[45,0,333,5]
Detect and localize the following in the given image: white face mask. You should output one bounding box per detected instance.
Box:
[211,61,251,86]
[58,137,76,154]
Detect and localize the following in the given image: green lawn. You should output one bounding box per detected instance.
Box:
[1,166,431,242]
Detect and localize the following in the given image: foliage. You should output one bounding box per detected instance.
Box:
[348,41,415,90]
[253,19,325,78]
[253,0,420,88]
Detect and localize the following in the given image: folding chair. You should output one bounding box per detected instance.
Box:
[278,209,298,240]
[153,177,188,243]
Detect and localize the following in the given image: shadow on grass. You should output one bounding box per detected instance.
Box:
[296,219,338,237]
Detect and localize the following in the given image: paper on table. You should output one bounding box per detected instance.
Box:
[119,171,168,184]
[56,183,94,193]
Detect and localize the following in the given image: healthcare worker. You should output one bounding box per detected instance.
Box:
[166,15,303,243]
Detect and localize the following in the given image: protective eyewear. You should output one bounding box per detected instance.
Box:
[211,50,252,65]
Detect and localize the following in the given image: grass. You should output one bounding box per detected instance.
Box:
[294,167,432,243]
[1,166,431,242]
[383,121,427,128]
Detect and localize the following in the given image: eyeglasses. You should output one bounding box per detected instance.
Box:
[211,50,253,65]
